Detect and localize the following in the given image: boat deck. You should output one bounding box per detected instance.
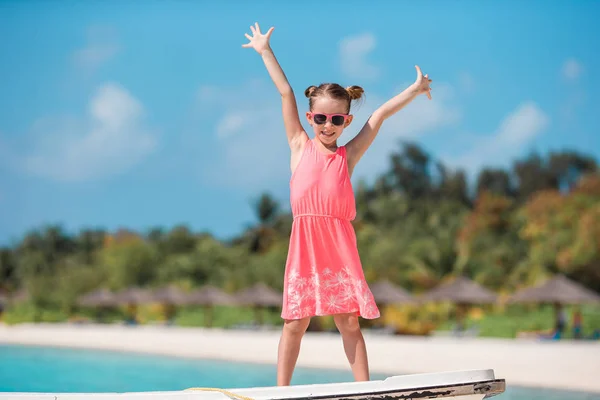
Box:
[0,369,506,400]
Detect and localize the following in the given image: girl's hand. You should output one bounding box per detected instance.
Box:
[414,65,432,100]
[242,22,274,55]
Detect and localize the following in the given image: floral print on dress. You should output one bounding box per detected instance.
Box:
[285,264,379,320]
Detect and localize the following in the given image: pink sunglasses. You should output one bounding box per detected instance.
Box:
[310,112,349,126]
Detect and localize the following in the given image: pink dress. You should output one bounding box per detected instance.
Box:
[281,138,380,320]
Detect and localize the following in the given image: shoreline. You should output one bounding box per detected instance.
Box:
[1,323,599,394]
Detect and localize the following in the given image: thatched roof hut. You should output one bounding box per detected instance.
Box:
[78,288,119,307]
[508,274,600,305]
[150,286,189,305]
[369,280,415,305]
[420,276,498,305]
[186,285,236,306]
[235,283,282,307]
[113,287,154,305]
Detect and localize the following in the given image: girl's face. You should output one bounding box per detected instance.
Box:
[306,96,353,146]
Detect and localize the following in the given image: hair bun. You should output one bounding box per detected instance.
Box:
[304,85,317,98]
[345,85,364,100]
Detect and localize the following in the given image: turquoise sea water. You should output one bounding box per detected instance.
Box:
[0,345,598,400]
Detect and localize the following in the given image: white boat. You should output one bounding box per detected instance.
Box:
[0,369,505,400]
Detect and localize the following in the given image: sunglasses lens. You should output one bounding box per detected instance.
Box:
[331,115,345,126]
[313,114,327,124]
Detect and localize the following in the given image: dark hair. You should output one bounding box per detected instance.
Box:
[304,83,364,113]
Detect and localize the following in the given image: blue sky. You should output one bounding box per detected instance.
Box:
[0,0,598,245]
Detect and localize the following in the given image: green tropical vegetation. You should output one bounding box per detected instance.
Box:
[1,141,599,338]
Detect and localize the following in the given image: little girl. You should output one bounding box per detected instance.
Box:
[242,22,432,386]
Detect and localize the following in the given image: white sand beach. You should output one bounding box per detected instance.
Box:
[0,323,599,394]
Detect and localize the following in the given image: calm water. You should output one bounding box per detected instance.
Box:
[0,345,598,399]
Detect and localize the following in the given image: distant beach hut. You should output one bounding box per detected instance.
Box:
[151,286,189,305]
[370,279,415,305]
[149,285,191,323]
[77,288,119,322]
[368,279,416,333]
[114,287,154,305]
[420,276,498,334]
[184,285,237,327]
[113,287,154,324]
[186,285,236,305]
[507,274,600,338]
[507,274,600,305]
[235,282,282,307]
[78,288,118,307]
[420,276,498,305]
[234,283,282,325]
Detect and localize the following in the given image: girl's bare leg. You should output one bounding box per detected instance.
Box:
[277,317,311,386]
[333,313,369,381]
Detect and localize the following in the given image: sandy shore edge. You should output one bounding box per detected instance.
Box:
[1,323,599,394]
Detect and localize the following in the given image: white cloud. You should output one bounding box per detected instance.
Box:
[562,58,582,81]
[196,80,293,192]
[216,111,257,139]
[443,102,549,175]
[559,58,585,126]
[18,83,157,182]
[72,26,120,74]
[339,33,380,80]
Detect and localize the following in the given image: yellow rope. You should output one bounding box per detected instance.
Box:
[184,387,254,400]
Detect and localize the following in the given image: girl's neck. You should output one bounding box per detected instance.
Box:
[313,137,338,153]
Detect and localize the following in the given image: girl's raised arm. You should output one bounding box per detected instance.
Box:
[243,23,307,150]
[346,65,432,169]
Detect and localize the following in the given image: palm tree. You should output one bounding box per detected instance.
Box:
[245,192,281,253]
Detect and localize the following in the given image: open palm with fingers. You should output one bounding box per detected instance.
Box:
[242,22,274,55]
[414,65,433,99]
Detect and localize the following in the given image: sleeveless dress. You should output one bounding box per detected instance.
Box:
[281,138,380,320]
